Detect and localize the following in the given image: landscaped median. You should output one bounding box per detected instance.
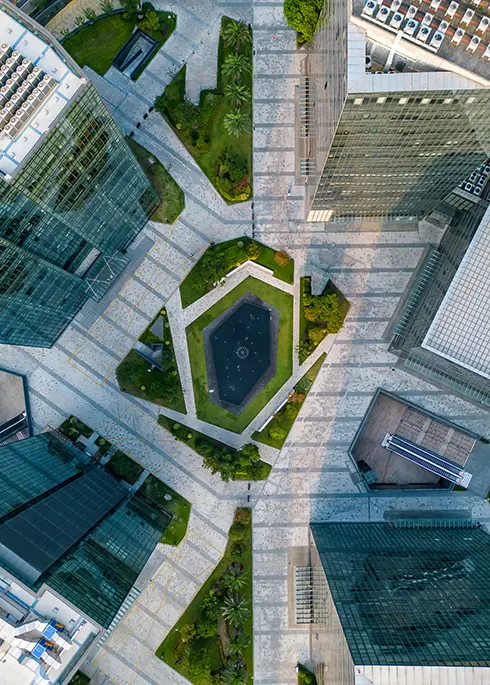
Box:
[116,308,186,413]
[156,508,253,685]
[187,276,293,434]
[154,17,253,204]
[158,415,271,481]
[180,238,294,308]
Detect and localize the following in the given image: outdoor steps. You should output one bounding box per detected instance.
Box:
[300,263,330,295]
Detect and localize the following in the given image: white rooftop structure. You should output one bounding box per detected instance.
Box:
[0,7,84,180]
[357,665,490,684]
[423,204,490,380]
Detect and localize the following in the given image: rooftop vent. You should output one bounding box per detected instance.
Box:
[407,4,418,17]
[474,186,482,195]
[376,5,390,21]
[452,27,465,44]
[439,19,449,32]
[363,0,378,16]
[446,1,459,18]
[390,0,402,10]
[417,25,431,41]
[422,11,433,24]
[430,0,441,9]
[462,8,475,24]
[390,11,405,27]
[404,18,419,35]
[467,34,481,51]
[477,16,489,32]
[430,30,445,47]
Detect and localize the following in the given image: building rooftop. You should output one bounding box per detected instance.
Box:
[0,5,84,180]
[353,0,490,84]
[0,369,29,446]
[423,204,490,379]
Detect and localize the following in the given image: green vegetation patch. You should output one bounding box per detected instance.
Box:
[154,17,252,203]
[180,238,294,308]
[159,415,271,481]
[139,475,191,545]
[62,8,175,77]
[116,308,186,413]
[187,277,293,433]
[298,663,317,685]
[298,277,349,364]
[106,450,144,485]
[283,0,323,44]
[58,416,93,442]
[253,353,325,449]
[156,508,253,685]
[68,673,90,685]
[95,436,112,456]
[127,138,184,223]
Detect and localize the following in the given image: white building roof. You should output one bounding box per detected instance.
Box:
[0,8,84,180]
[423,204,490,380]
[357,665,490,685]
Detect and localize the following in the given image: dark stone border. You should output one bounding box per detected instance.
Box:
[203,293,279,416]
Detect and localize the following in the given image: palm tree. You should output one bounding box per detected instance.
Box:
[222,660,248,685]
[224,110,250,138]
[221,54,252,81]
[224,82,250,108]
[223,567,247,592]
[222,20,251,50]
[223,595,250,626]
[228,630,250,656]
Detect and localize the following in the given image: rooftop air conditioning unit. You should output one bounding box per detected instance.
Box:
[418,26,431,41]
[470,172,479,182]
[484,165,490,174]
[477,16,489,32]
[430,0,441,9]
[422,12,433,24]
[446,1,459,18]
[474,186,482,195]
[430,31,445,47]
[439,20,449,32]
[478,174,486,185]
[467,35,481,51]
[363,0,377,15]
[471,0,481,6]
[484,44,490,58]
[377,5,390,20]
[464,182,474,191]
[390,11,404,27]
[452,27,465,44]
[462,8,475,24]
[404,18,419,35]
[407,4,418,17]
[391,0,402,10]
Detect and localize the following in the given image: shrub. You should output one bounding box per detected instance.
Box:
[283,0,323,42]
[196,612,217,638]
[83,7,97,21]
[295,377,312,394]
[308,324,328,345]
[234,507,251,525]
[139,10,161,36]
[142,1,155,11]
[303,291,343,326]
[237,241,244,248]
[173,423,181,431]
[246,241,261,260]
[269,425,287,441]
[285,403,298,420]
[229,522,247,541]
[274,250,290,266]
[100,0,113,10]
[179,622,196,644]
[231,543,244,559]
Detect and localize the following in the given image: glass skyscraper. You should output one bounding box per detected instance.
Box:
[0,2,158,347]
[0,432,169,629]
[311,521,490,673]
[303,0,490,221]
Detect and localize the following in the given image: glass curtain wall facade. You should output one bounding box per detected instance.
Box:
[308,89,490,220]
[0,433,168,628]
[0,63,158,347]
[311,522,490,666]
[389,192,490,405]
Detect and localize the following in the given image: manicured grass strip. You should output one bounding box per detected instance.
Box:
[106,450,144,485]
[186,277,293,433]
[180,238,294,308]
[116,310,186,414]
[127,138,184,224]
[139,475,191,546]
[62,12,175,77]
[156,17,252,204]
[253,353,326,449]
[158,415,272,480]
[156,510,253,685]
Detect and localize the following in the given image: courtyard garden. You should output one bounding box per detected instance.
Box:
[105,449,144,485]
[159,415,271,481]
[154,17,253,203]
[139,475,191,545]
[180,238,294,308]
[156,508,253,685]
[116,308,186,413]
[253,353,325,449]
[127,138,184,223]
[298,277,349,364]
[187,277,293,433]
[58,415,93,441]
[62,3,176,77]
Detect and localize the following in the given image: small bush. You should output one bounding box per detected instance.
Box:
[173,423,181,431]
[231,543,244,559]
[229,522,247,541]
[283,0,323,42]
[234,508,252,525]
[274,250,290,266]
[246,241,261,260]
[269,425,287,441]
[308,324,328,345]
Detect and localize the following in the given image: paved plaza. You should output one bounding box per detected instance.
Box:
[1,0,490,684]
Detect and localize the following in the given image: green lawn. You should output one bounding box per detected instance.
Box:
[62,12,175,77]
[156,509,253,685]
[180,238,294,308]
[68,673,90,685]
[186,277,293,433]
[127,138,184,223]
[116,310,186,414]
[253,353,326,449]
[155,17,252,203]
[139,475,191,545]
[158,414,272,480]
